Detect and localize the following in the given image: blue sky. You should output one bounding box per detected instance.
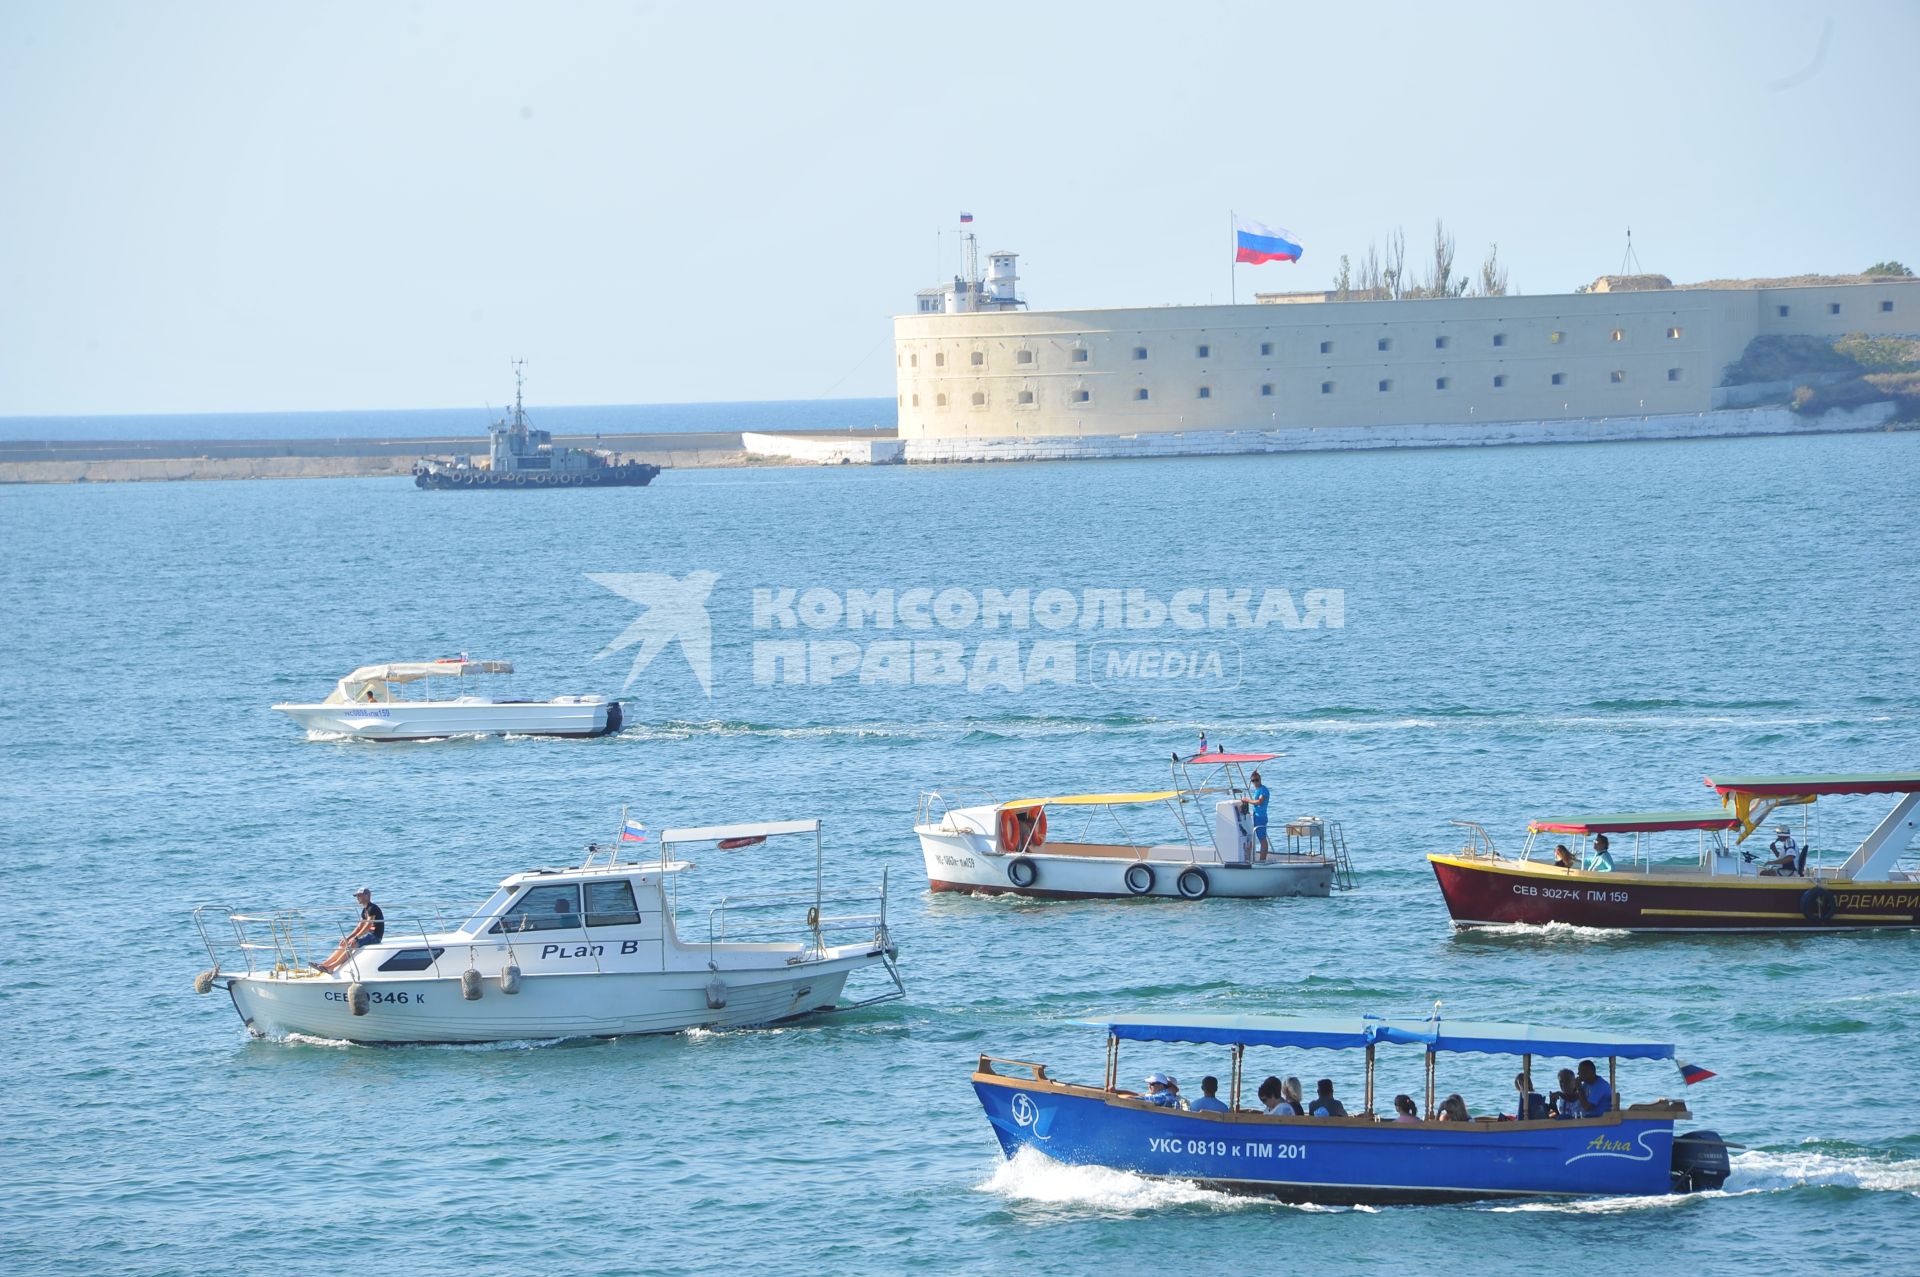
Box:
[1,1,1914,416]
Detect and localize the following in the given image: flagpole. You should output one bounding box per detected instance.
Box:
[1229,210,1236,306]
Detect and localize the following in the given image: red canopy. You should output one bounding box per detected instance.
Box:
[1704,772,1920,798]
[1180,752,1279,764]
[1529,810,1740,835]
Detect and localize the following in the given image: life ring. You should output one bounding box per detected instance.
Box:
[1176,867,1210,899]
[1124,863,1155,895]
[998,806,1047,852]
[1007,857,1038,889]
[1800,884,1838,922]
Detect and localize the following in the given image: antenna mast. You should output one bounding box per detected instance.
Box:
[1620,227,1643,277]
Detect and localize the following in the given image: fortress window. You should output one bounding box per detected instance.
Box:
[1549,331,1564,344]
[1319,340,1333,354]
[1493,374,1507,388]
[1136,389,1151,401]
[1320,381,1335,394]
[1377,379,1391,392]
[1828,302,1841,315]
[911,395,920,407]
[1667,368,1682,382]
[1196,344,1210,358]
[1777,305,1790,317]
[1884,300,1896,313]
[1435,336,1450,349]
[971,391,986,406]
[1017,390,1034,405]
[1667,326,1682,339]
[936,394,948,406]
[1072,348,1090,362]
[1072,389,1090,403]
[1015,350,1033,364]
[1132,346,1148,360]
[910,353,917,367]
[1377,337,1391,352]
[1551,372,1565,386]
[934,352,945,367]
[1435,377,1449,390]
[1610,370,1626,383]
[1611,329,1624,342]
[1261,383,1274,396]
[1492,333,1507,347]
[1197,386,1211,399]
[1260,341,1274,356]
[970,351,985,366]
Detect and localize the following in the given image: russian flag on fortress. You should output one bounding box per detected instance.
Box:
[1234,216,1302,265]
[959,212,974,223]
[621,818,649,843]
[1677,1061,1716,1086]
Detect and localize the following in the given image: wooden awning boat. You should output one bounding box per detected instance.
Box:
[915,748,1354,900]
[972,1010,1733,1203]
[1430,771,1920,931]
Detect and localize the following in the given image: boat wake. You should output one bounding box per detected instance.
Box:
[977,1147,1252,1214]
[1480,1147,1920,1213]
[1457,920,1632,943]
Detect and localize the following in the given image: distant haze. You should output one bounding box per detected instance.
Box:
[2,1,1915,417]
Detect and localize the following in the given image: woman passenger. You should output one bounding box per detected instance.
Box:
[1438,1094,1471,1122]
[1392,1094,1419,1122]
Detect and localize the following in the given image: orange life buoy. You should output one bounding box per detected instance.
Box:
[999,806,1047,852]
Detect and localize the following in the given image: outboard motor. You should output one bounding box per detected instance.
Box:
[1670,1130,1732,1193]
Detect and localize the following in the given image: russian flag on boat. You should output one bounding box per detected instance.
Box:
[1234,216,1302,265]
[1677,1061,1716,1085]
[621,818,649,843]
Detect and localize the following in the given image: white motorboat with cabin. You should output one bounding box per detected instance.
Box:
[272,658,622,740]
[915,749,1354,900]
[192,818,903,1044]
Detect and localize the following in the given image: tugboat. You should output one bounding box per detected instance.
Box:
[413,362,661,489]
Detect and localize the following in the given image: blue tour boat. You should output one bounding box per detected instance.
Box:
[973,1012,1732,1204]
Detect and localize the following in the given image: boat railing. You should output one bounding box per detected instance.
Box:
[976,1054,1052,1082]
[917,789,998,830]
[191,902,469,978]
[1449,819,1500,860]
[706,878,893,956]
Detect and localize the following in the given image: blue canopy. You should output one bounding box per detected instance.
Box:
[1089,1013,1675,1061]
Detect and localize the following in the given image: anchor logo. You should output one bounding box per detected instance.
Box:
[1007,1091,1053,1140]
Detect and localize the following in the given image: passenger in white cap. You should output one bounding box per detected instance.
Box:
[314,886,385,973]
[1761,826,1800,876]
[1143,1072,1184,1108]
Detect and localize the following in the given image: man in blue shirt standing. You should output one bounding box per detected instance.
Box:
[1575,1059,1614,1116]
[1246,769,1271,859]
[1189,1076,1231,1112]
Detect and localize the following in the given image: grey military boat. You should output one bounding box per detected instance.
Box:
[414,363,662,490]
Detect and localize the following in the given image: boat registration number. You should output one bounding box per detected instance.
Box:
[325,989,421,1005]
[1514,884,1628,903]
[934,854,976,869]
[1149,1136,1305,1159]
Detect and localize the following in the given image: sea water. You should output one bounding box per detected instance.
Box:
[2,430,1916,1275]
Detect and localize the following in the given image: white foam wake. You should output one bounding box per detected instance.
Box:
[976,1146,1249,1213]
[1727,1147,1920,1195]
[1467,920,1631,942]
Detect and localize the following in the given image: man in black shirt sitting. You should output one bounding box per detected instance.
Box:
[315,887,385,973]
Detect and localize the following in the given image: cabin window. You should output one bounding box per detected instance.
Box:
[1549,331,1564,344]
[1552,372,1565,386]
[1828,302,1841,315]
[1492,333,1507,347]
[1611,328,1624,342]
[1015,349,1033,364]
[1883,300,1896,313]
[1135,388,1150,401]
[1667,367,1682,382]
[1435,335,1450,349]
[935,393,947,407]
[1197,385,1211,398]
[1260,341,1274,356]
[377,947,445,972]
[934,352,945,366]
[970,391,986,407]
[584,880,642,927]
[1377,379,1391,392]
[909,353,917,367]
[910,394,919,407]
[1777,305,1790,317]
[1493,374,1507,387]
[1320,381,1335,394]
[1072,347,1090,362]
[1667,326,1682,339]
[491,884,583,934]
[970,351,984,366]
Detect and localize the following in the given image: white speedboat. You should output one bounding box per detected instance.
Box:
[192,818,903,1044]
[915,749,1355,900]
[272,658,621,739]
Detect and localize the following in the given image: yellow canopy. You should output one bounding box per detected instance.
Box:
[1001,791,1180,809]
